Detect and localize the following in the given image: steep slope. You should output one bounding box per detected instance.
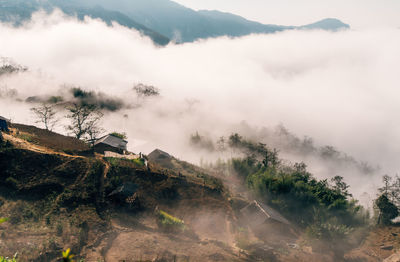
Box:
[0,0,349,44]
[0,0,170,45]
[0,125,243,261]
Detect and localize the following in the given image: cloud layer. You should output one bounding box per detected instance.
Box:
[1,11,399,199]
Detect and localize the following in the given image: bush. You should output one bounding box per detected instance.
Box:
[0,256,17,262]
[105,157,120,167]
[16,133,33,142]
[306,221,352,241]
[132,158,145,167]
[109,132,127,140]
[376,194,399,225]
[156,210,185,233]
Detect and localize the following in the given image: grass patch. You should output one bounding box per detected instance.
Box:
[105,157,120,167]
[105,157,144,168]
[15,133,34,142]
[132,158,145,167]
[0,254,17,262]
[156,210,185,233]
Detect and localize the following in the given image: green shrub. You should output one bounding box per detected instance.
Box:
[16,133,33,142]
[132,158,144,167]
[376,194,398,225]
[0,253,17,262]
[156,210,185,233]
[109,132,127,140]
[306,221,352,241]
[105,157,120,167]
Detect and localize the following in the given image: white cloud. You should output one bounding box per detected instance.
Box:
[1,12,399,199]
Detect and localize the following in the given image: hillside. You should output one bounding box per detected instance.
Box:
[0,0,349,44]
[0,0,170,46]
[1,123,398,261]
[0,124,242,261]
[76,0,349,42]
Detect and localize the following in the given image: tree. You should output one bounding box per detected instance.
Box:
[262,148,279,168]
[389,175,400,206]
[133,83,160,97]
[378,175,392,196]
[331,176,352,198]
[86,117,105,148]
[228,133,242,148]
[376,194,398,225]
[30,103,58,131]
[216,136,226,152]
[65,103,103,140]
[376,174,400,207]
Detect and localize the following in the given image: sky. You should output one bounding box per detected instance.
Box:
[173,0,400,29]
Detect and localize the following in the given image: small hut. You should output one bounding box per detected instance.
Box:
[0,116,9,132]
[94,134,127,154]
[241,200,291,227]
[240,200,294,240]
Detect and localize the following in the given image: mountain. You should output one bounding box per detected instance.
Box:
[0,0,350,44]
[0,0,170,45]
[69,0,349,42]
[300,18,350,31]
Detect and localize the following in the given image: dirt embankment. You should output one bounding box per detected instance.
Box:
[11,123,89,152]
[0,131,240,261]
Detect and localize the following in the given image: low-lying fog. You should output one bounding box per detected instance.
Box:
[1,11,399,201]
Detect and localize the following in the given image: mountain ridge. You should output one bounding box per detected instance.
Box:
[0,0,350,45]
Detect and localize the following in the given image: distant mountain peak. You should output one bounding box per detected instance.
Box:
[301,18,350,31]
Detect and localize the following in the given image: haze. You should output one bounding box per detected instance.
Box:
[174,0,400,29]
[1,11,400,198]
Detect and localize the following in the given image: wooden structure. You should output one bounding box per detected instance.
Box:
[94,134,128,154]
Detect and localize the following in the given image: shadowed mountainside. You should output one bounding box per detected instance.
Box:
[0,0,349,44]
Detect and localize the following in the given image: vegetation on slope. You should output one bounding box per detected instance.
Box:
[204,133,370,259]
[156,210,186,233]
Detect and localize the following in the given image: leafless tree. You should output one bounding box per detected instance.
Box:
[86,117,105,148]
[30,103,59,131]
[65,103,103,140]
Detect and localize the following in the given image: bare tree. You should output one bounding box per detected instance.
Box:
[379,175,392,197]
[65,103,103,140]
[86,117,105,148]
[30,103,59,131]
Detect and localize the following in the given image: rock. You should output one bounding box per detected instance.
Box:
[381,245,394,250]
[392,233,398,236]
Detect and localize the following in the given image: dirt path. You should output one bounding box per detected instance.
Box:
[3,132,83,158]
